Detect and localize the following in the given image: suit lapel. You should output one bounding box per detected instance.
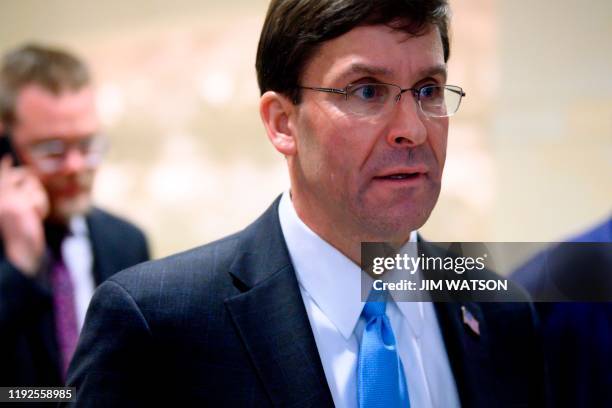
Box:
[85,209,113,285]
[433,301,495,407]
[419,240,496,407]
[225,197,334,407]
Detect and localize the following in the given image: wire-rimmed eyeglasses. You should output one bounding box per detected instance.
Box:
[299,83,466,118]
[24,134,108,174]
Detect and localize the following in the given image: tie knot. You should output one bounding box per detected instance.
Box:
[362,301,386,321]
[45,222,69,255]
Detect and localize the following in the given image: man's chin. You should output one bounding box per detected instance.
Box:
[356,203,434,241]
[357,187,440,236]
[50,195,93,223]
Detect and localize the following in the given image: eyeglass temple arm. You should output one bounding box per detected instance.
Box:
[300,86,346,95]
[447,87,466,97]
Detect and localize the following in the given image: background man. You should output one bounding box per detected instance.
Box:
[0,44,150,386]
[67,1,544,406]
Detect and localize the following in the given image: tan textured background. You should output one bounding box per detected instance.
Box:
[1,0,610,258]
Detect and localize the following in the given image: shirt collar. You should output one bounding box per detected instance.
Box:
[278,191,421,339]
[68,215,89,237]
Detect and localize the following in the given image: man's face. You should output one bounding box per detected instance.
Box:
[291,24,448,243]
[11,84,100,222]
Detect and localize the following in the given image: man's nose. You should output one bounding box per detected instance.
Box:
[61,147,88,173]
[385,93,427,148]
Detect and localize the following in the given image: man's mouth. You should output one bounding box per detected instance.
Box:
[373,166,428,182]
[54,183,88,197]
[376,173,423,180]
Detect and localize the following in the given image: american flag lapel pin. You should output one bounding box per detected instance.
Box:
[461,305,480,336]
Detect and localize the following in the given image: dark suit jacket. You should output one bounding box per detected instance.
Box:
[66,198,545,407]
[0,208,149,387]
[513,217,612,408]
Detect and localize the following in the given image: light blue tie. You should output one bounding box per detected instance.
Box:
[358,299,410,408]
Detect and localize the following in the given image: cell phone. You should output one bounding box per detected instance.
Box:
[0,131,22,166]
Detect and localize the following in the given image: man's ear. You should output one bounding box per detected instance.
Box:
[260,91,297,156]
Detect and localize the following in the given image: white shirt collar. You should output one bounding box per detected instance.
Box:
[278,191,421,339]
[68,215,89,237]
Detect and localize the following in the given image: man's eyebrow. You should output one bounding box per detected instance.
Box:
[336,63,394,84]
[416,64,447,82]
[335,63,447,84]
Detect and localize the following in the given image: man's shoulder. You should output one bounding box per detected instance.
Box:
[98,197,285,305]
[87,207,145,238]
[570,216,612,243]
[105,231,243,303]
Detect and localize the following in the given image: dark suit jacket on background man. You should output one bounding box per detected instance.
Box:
[0,208,149,386]
[513,217,612,407]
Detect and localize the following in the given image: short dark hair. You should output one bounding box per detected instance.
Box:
[256,0,450,104]
[0,43,91,125]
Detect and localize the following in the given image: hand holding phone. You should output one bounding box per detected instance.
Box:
[0,155,49,277]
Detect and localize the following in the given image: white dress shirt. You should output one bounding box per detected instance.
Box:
[278,191,460,408]
[60,216,95,331]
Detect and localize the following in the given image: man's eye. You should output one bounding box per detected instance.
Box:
[79,138,95,152]
[419,85,442,100]
[32,141,66,156]
[352,84,386,101]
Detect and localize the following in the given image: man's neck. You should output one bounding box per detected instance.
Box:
[288,190,412,265]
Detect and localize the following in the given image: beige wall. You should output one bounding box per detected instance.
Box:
[1,0,610,258]
[492,0,612,240]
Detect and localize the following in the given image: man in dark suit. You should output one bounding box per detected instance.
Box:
[0,44,149,387]
[68,1,545,406]
[513,217,612,407]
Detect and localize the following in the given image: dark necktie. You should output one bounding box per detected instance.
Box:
[47,226,78,381]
